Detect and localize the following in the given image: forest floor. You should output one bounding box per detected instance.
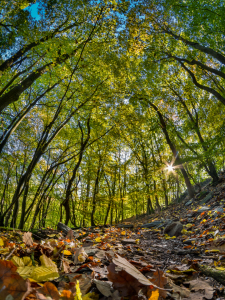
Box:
[1,176,225,299]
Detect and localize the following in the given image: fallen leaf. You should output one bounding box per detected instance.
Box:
[74,247,88,264]
[0,260,31,300]
[149,289,159,300]
[38,282,60,300]
[170,281,190,300]
[63,250,72,255]
[23,232,33,246]
[150,270,167,298]
[63,260,71,273]
[112,254,153,286]
[66,229,74,240]
[187,278,214,299]
[94,279,113,297]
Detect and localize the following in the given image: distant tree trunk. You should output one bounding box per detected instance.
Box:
[146,100,195,199]
[91,157,102,226]
[62,118,91,225]
[42,197,52,228]
[83,175,90,227]
[146,183,154,214]
[17,179,30,229]
[153,181,161,211]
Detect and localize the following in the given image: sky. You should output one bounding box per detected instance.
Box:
[25,1,41,20]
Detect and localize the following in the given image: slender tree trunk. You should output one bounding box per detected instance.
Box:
[91,161,102,226]
[146,100,195,199]
[146,183,154,214]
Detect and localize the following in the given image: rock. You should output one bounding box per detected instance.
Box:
[141,221,162,228]
[156,219,172,229]
[213,207,224,214]
[200,192,213,205]
[198,190,209,200]
[121,239,136,244]
[164,222,183,237]
[117,224,134,228]
[185,199,193,206]
[197,206,210,213]
[57,222,72,235]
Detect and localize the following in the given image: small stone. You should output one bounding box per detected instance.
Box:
[185,199,193,206]
[200,192,213,205]
[164,221,183,237]
[213,207,224,214]
[197,206,210,213]
[198,190,209,200]
[141,221,162,228]
[156,219,172,229]
[117,224,134,228]
[121,239,136,244]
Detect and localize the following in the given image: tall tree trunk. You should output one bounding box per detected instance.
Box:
[91,159,102,226]
[62,118,90,225]
[146,100,195,199]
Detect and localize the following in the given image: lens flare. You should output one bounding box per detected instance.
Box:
[166,164,174,172]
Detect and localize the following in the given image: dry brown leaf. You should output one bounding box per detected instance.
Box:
[108,263,144,297]
[37,282,60,300]
[94,279,113,297]
[112,254,153,286]
[0,260,31,300]
[149,270,168,299]
[187,278,214,300]
[63,260,71,273]
[71,274,92,295]
[170,281,190,300]
[23,232,33,246]
[73,247,87,264]
[66,229,74,240]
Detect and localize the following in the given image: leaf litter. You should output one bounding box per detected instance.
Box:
[1,178,225,299]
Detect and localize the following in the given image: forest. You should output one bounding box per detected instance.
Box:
[0,0,225,230]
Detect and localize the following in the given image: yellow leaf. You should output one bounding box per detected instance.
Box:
[121,231,126,235]
[135,239,140,244]
[0,238,4,246]
[23,256,33,266]
[17,266,35,279]
[0,247,9,254]
[30,266,59,282]
[75,280,82,300]
[40,254,57,269]
[63,250,72,255]
[172,268,196,273]
[11,256,24,267]
[83,292,99,300]
[165,234,176,239]
[185,224,193,228]
[95,237,102,243]
[205,249,220,253]
[149,289,159,300]
[216,267,225,271]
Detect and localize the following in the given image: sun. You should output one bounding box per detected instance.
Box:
[166,164,174,172]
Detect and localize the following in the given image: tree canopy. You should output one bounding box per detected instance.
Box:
[0,0,224,229]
